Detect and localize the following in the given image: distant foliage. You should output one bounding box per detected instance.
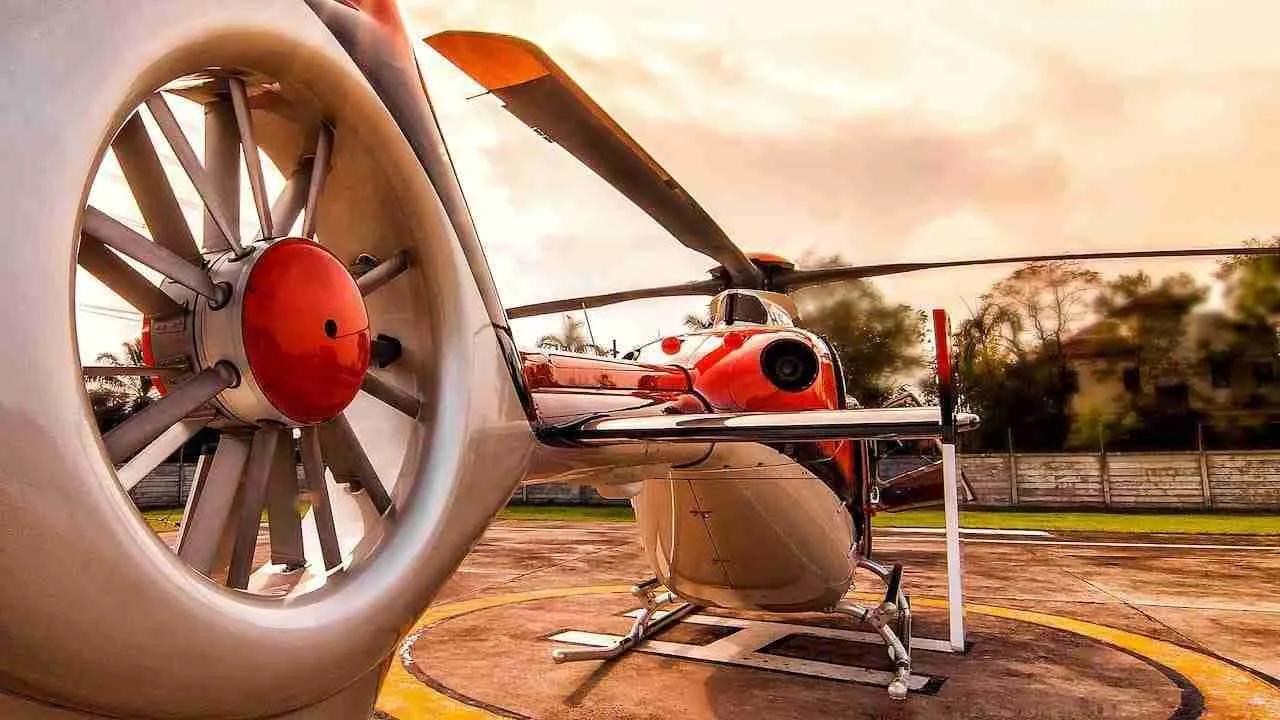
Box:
[792,254,926,407]
[86,338,157,433]
[538,314,606,356]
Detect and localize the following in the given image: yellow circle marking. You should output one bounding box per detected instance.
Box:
[377,586,1280,720]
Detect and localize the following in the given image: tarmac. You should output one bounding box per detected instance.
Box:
[374,520,1280,720]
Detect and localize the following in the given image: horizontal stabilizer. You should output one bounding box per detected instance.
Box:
[541,407,978,444]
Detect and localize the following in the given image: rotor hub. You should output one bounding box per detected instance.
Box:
[191,238,370,426]
[241,238,370,424]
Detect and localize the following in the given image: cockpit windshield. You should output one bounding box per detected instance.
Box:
[709,291,796,327]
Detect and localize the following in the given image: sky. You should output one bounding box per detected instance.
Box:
[80,0,1280,362]
[403,0,1280,352]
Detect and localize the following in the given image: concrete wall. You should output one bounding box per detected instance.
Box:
[129,450,1280,511]
[962,450,1280,510]
[128,461,199,510]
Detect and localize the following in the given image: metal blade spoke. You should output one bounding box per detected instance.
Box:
[265,430,305,569]
[261,155,314,239]
[177,448,214,543]
[178,434,250,575]
[83,207,225,303]
[144,93,243,255]
[227,425,283,589]
[360,371,421,419]
[82,365,181,378]
[77,236,184,317]
[300,124,333,239]
[356,251,409,297]
[112,112,200,260]
[317,413,392,515]
[115,418,209,491]
[228,77,274,240]
[300,427,343,571]
[102,363,237,463]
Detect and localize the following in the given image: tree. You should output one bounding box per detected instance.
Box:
[86,339,157,433]
[683,303,714,332]
[1207,241,1280,447]
[537,314,605,355]
[1216,238,1280,326]
[792,255,925,406]
[951,262,1102,451]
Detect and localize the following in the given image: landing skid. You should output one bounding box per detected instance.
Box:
[551,578,698,664]
[551,565,914,702]
[833,558,914,700]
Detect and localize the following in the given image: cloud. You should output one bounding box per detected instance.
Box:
[407,0,1280,349]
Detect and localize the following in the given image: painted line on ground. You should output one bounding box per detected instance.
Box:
[376,585,1280,720]
[876,536,1280,551]
[879,527,1051,536]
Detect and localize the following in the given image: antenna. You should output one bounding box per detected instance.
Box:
[580,304,598,351]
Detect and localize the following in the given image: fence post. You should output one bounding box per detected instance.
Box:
[1007,427,1019,507]
[1197,422,1212,510]
[1099,449,1111,509]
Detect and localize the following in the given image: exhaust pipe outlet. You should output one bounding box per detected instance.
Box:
[761,338,819,392]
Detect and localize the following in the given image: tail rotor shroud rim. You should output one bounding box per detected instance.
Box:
[0,4,533,715]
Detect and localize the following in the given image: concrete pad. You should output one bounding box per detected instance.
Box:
[379,520,1280,719]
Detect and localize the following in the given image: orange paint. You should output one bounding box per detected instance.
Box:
[241,239,370,424]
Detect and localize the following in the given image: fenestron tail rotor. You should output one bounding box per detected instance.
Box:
[427,30,1280,319]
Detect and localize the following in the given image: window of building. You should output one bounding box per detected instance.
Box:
[1252,361,1276,385]
[1208,355,1232,389]
[1122,366,1141,393]
[1155,383,1190,412]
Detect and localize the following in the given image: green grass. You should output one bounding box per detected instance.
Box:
[142,508,185,532]
[875,509,1280,535]
[144,503,1280,535]
[496,504,636,523]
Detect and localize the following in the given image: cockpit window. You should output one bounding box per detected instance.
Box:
[728,293,768,324]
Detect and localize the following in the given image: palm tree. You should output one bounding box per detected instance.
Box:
[538,314,605,355]
[683,303,714,331]
[86,338,158,432]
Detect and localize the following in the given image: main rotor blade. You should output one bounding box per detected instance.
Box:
[506,278,724,319]
[426,31,763,289]
[227,425,284,589]
[771,246,1280,290]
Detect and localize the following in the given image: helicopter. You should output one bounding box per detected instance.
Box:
[3,2,1277,716]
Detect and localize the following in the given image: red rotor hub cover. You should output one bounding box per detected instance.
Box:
[241,239,371,424]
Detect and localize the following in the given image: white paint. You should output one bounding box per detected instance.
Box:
[941,442,966,652]
[625,609,956,653]
[875,536,1280,552]
[879,527,1051,537]
[549,617,937,690]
